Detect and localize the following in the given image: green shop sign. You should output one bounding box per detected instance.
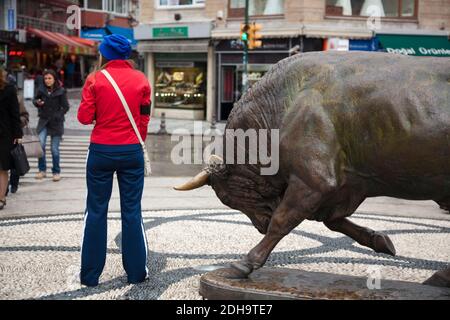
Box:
[377,34,450,57]
[153,27,188,39]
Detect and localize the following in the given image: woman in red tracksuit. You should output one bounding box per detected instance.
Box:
[78,34,151,287]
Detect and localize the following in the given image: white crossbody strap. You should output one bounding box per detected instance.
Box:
[101,69,145,147]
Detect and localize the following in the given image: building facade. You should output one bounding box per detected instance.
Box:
[79,0,141,81]
[1,0,98,88]
[1,0,141,88]
[136,0,450,122]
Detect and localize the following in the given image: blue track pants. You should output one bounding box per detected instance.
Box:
[80,143,148,286]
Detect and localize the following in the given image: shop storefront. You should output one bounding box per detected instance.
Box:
[9,28,98,88]
[376,34,450,57]
[0,30,18,67]
[154,54,207,120]
[215,37,323,121]
[135,21,213,120]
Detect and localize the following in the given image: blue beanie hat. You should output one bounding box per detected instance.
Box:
[99,34,131,60]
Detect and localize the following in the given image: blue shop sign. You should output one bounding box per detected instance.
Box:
[81,26,136,47]
[8,9,16,31]
[81,28,107,41]
[349,38,379,51]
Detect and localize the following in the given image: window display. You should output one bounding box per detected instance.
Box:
[326,0,416,18]
[155,62,206,110]
[230,0,284,16]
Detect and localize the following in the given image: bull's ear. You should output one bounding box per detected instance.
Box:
[173,170,210,191]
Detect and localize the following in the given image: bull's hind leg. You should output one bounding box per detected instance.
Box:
[324,218,396,256]
[424,267,450,288]
[435,199,450,214]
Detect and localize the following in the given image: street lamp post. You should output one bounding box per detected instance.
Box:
[242,0,249,94]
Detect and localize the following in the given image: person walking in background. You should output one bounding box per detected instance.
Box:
[78,34,151,287]
[34,70,45,93]
[8,96,29,194]
[65,55,76,88]
[0,67,23,210]
[33,69,70,182]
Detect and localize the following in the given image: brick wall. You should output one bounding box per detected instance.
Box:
[419,0,450,30]
[140,0,154,22]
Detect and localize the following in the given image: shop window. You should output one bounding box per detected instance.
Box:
[158,0,205,7]
[325,0,417,18]
[115,0,128,14]
[155,62,206,111]
[87,0,103,10]
[229,0,284,17]
[85,0,129,14]
[222,67,235,102]
[401,0,415,17]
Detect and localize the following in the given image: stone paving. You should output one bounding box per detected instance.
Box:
[0,207,449,300]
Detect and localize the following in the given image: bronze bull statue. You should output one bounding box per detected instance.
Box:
[175,51,450,288]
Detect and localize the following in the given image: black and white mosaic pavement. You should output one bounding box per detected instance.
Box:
[0,209,449,299]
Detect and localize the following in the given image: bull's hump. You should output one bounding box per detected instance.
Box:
[227,51,449,131]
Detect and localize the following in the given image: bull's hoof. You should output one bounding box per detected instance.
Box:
[423,270,450,288]
[436,201,450,214]
[373,233,396,256]
[225,260,254,279]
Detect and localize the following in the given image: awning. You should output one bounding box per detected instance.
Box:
[27,27,97,55]
[137,39,209,53]
[211,28,302,39]
[304,26,372,40]
[377,34,450,57]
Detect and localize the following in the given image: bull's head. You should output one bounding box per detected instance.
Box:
[174,155,276,234]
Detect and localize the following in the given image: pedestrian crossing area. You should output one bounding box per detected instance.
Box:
[23,135,90,182]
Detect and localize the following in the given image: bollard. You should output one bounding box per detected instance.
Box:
[157,112,168,135]
[210,115,217,130]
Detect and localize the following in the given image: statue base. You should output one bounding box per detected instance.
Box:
[199,267,450,300]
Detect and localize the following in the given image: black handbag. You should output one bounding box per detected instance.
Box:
[10,143,30,176]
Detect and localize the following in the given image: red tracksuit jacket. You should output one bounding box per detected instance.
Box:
[78,60,151,145]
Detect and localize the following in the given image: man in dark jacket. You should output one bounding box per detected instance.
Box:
[8,96,29,194]
[0,67,22,209]
[33,69,70,181]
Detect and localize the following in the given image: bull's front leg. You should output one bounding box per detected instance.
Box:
[227,179,321,279]
[228,206,307,278]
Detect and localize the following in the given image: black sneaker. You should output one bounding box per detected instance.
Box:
[10,185,18,194]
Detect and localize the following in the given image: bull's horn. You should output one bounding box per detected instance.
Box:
[173,170,210,191]
[208,154,223,165]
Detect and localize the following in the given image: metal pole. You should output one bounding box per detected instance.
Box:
[242,0,249,94]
